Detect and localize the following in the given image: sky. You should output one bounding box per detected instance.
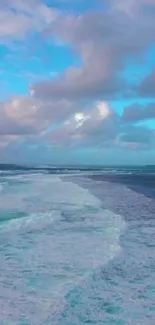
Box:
[0,0,155,165]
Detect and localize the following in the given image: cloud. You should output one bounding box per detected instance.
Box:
[0,93,154,152]
[110,0,155,14]
[118,124,155,151]
[138,69,155,98]
[120,126,154,145]
[0,0,58,43]
[0,102,36,137]
[32,0,155,101]
[1,0,155,159]
[50,101,120,147]
[122,103,155,122]
[0,94,80,141]
[0,95,155,153]
[1,97,46,135]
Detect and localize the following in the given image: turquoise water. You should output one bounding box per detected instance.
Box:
[0,172,125,325]
[0,171,155,324]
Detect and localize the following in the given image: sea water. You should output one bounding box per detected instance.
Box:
[66,174,155,325]
[0,171,125,325]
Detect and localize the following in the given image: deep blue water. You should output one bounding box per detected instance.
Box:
[0,165,155,324]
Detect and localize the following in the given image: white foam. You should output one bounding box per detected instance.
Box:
[0,174,101,215]
[0,173,125,324]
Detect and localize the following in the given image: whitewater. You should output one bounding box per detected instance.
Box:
[0,171,125,325]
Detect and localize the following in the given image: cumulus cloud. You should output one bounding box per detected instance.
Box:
[0,95,79,138]
[118,125,155,151]
[0,135,21,149]
[138,69,155,98]
[1,97,45,135]
[50,101,120,147]
[120,126,154,144]
[1,0,155,157]
[0,0,58,43]
[0,101,34,136]
[122,103,155,122]
[110,0,155,14]
[0,95,155,152]
[32,0,155,101]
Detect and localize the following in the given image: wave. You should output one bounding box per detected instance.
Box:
[0,173,125,324]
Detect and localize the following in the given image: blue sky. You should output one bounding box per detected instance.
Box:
[0,0,155,165]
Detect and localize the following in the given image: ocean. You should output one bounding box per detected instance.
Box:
[0,165,155,325]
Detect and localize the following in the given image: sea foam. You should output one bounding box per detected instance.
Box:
[0,173,125,325]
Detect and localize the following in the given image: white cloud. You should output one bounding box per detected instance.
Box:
[50,101,118,146]
[0,0,58,42]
